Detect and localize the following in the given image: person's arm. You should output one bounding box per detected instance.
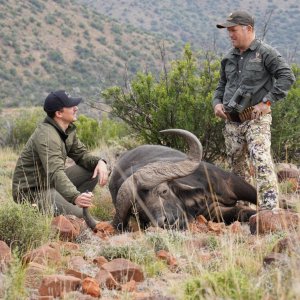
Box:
[212,61,228,120]
[262,48,296,103]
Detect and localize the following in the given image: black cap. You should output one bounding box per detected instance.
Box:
[217,11,254,28]
[43,90,82,113]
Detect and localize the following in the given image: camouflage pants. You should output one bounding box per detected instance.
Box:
[223,114,279,209]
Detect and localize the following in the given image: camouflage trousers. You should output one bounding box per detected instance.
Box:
[223,114,279,209]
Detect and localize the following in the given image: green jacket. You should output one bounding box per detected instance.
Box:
[12,116,100,203]
[212,39,295,109]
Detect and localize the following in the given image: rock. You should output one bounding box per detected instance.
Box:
[263,252,289,266]
[0,240,12,271]
[94,221,116,239]
[82,277,101,298]
[65,256,96,279]
[93,256,108,267]
[23,242,61,266]
[38,274,81,297]
[101,258,144,283]
[229,221,242,233]
[24,262,48,289]
[95,269,120,290]
[207,221,226,234]
[249,209,300,234]
[276,163,299,182]
[155,250,178,268]
[121,279,137,292]
[272,234,300,255]
[51,215,80,241]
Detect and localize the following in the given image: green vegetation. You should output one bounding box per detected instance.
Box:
[103,45,300,163]
[0,201,52,254]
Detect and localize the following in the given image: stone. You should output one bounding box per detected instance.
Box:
[51,215,80,241]
[101,258,144,283]
[94,269,120,290]
[38,274,81,297]
[65,256,96,279]
[263,252,289,266]
[24,262,48,289]
[82,277,101,298]
[249,209,300,234]
[155,250,178,268]
[93,256,108,267]
[0,241,11,271]
[23,242,61,266]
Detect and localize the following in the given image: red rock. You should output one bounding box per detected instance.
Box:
[249,209,300,234]
[51,215,80,241]
[101,258,144,283]
[229,221,242,233]
[95,269,120,290]
[94,221,116,239]
[65,256,95,279]
[59,241,81,252]
[207,221,226,234]
[38,274,81,297]
[82,277,101,298]
[24,262,47,289]
[195,215,208,224]
[156,250,177,267]
[93,256,108,267]
[0,241,11,271]
[23,242,61,266]
[121,279,137,292]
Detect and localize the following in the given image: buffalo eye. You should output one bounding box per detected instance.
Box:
[161,189,168,195]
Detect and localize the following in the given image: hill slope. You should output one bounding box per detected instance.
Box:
[0,0,177,108]
[81,0,300,62]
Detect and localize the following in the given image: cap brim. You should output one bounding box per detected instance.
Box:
[216,21,237,28]
[65,97,82,107]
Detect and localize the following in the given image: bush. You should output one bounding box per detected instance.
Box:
[76,115,102,148]
[0,201,52,254]
[9,108,45,148]
[103,45,224,162]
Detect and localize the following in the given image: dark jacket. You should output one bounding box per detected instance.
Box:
[212,39,295,110]
[12,116,100,203]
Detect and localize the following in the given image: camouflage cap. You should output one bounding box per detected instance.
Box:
[216,11,254,28]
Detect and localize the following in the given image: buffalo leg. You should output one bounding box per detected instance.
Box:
[211,205,256,224]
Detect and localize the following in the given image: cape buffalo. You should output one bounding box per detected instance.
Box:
[84,129,257,231]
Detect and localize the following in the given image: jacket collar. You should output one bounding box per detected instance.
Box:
[44,116,76,141]
[232,38,261,55]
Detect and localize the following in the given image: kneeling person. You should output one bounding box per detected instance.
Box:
[12,90,109,218]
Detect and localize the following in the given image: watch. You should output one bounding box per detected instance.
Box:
[262,97,272,106]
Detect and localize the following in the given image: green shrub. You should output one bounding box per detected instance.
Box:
[0,201,52,254]
[76,115,101,148]
[9,108,45,148]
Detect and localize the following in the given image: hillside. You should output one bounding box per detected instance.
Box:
[81,0,300,62]
[0,0,178,109]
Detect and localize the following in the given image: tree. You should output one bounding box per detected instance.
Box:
[271,65,300,163]
[102,45,225,162]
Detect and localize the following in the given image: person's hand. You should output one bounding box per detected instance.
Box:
[92,159,109,186]
[251,102,271,120]
[74,191,93,208]
[214,104,228,120]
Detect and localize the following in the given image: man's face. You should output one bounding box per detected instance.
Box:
[227,25,250,50]
[60,106,78,123]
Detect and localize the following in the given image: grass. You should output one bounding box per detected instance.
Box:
[0,146,300,299]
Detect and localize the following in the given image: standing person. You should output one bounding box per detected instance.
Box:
[12,90,109,218]
[212,11,295,211]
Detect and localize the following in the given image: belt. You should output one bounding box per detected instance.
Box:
[225,107,255,123]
